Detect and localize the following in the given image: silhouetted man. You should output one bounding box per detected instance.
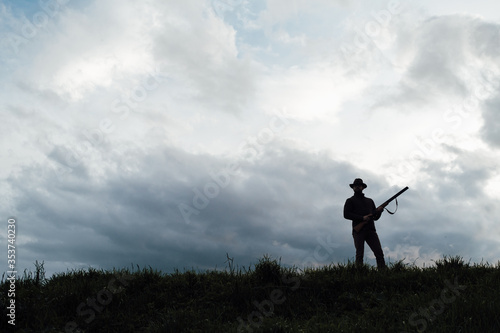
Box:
[343,178,386,269]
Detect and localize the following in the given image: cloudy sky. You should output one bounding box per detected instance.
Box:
[2,0,500,277]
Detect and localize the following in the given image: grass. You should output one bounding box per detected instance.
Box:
[1,255,499,332]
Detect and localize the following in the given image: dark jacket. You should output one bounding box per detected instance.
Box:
[343,192,381,232]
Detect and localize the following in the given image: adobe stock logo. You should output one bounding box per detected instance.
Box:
[178,110,290,224]
[64,273,134,333]
[237,233,340,332]
[339,0,403,72]
[390,70,499,184]
[6,0,71,55]
[402,277,467,332]
[46,64,167,182]
[212,0,244,19]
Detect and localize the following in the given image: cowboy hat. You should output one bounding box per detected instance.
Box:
[349,178,367,188]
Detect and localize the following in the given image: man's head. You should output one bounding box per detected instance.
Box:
[349,178,367,193]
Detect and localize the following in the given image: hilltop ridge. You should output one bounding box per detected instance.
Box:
[1,255,499,332]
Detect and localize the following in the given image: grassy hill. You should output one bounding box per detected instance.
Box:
[1,255,499,332]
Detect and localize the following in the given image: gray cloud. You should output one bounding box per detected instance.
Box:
[469,20,500,62]
[12,134,498,277]
[150,1,258,115]
[481,95,500,148]
[7,139,393,276]
[375,15,500,110]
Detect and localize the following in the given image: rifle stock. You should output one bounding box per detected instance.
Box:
[353,186,408,233]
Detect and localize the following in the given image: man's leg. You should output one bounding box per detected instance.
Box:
[352,231,365,266]
[365,231,386,269]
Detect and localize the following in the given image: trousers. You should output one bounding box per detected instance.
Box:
[352,229,386,268]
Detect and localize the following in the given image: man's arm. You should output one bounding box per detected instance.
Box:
[371,199,384,221]
[351,201,384,232]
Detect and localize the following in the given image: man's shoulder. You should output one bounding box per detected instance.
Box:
[346,194,372,200]
[346,195,374,204]
[364,196,375,204]
[345,195,356,202]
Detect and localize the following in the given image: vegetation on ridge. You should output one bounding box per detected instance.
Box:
[1,255,499,332]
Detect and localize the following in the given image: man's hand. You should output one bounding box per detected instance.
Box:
[363,214,373,221]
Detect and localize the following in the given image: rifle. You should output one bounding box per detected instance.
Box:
[353,186,409,233]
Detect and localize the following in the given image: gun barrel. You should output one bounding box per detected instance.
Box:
[382,186,409,206]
